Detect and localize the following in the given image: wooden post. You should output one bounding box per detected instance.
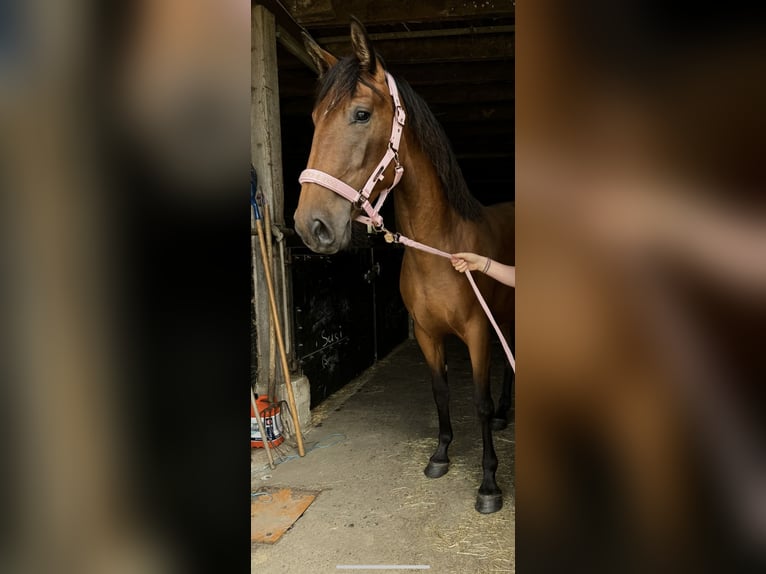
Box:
[252,5,287,395]
[252,5,285,224]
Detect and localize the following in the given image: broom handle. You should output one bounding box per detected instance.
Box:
[251,388,275,469]
[254,218,305,456]
[264,202,277,402]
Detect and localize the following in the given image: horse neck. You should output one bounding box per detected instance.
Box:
[393,132,458,245]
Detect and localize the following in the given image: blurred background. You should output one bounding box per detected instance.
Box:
[516,1,766,573]
[1,1,250,573]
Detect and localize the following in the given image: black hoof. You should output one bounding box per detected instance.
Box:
[491,417,508,431]
[424,461,449,479]
[475,492,503,514]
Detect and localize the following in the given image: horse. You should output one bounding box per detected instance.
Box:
[293,17,515,514]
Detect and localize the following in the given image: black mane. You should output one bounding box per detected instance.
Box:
[315,56,484,221]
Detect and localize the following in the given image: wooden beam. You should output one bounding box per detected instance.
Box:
[252,4,288,394]
[288,0,515,27]
[276,25,318,74]
[256,0,310,48]
[252,6,285,222]
[319,33,514,64]
[256,0,320,73]
[281,0,335,23]
[317,25,515,44]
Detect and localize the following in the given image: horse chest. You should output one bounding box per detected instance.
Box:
[400,269,473,334]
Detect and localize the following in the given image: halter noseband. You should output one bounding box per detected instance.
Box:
[299,71,406,229]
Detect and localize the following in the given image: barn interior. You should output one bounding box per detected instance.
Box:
[252,1,514,568]
[253,0,514,405]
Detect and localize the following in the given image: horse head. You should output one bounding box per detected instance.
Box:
[294,18,399,254]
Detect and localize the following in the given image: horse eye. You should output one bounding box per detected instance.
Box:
[354,110,371,123]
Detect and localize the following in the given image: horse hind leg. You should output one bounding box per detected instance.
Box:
[492,358,514,430]
[414,325,452,479]
[491,324,514,430]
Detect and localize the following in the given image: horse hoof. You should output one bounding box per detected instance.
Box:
[491,417,508,431]
[475,493,503,514]
[424,461,449,479]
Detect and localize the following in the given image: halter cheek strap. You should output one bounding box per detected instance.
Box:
[299,71,406,229]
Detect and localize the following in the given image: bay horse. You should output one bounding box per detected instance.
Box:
[294,18,514,513]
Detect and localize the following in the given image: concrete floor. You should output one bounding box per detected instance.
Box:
[251,337,515,573]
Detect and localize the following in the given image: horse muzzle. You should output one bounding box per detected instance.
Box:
[293,207,351,255]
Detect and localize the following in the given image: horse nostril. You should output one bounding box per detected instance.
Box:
[311,218,335,246]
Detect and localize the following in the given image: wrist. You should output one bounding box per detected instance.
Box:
[482,257,492,274]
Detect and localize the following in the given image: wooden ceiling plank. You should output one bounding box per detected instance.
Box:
[316,24,515,44]
[318,34,513,64]
[286,0,515,27]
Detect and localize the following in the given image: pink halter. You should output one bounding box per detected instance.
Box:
[299,71,406,229]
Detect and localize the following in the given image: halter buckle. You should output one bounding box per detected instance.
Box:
[395,105,406,126]
[354,194,369,210]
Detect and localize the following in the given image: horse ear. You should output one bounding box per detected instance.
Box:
[349,16,379,75]
[302,32,337,77]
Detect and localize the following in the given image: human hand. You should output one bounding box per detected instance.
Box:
[451,252,487,273]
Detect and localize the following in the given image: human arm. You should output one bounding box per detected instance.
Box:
[451,252,515,287]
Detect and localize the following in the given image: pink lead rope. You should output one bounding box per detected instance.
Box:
[384,231,515,372]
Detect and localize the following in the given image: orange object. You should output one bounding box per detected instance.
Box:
[251,487,317,543]
[251,395,284,448]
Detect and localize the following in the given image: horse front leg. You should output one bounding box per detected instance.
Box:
[414,324,452,479]
[467,323,503,513]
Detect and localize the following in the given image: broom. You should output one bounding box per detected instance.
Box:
[251,170,305,456]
